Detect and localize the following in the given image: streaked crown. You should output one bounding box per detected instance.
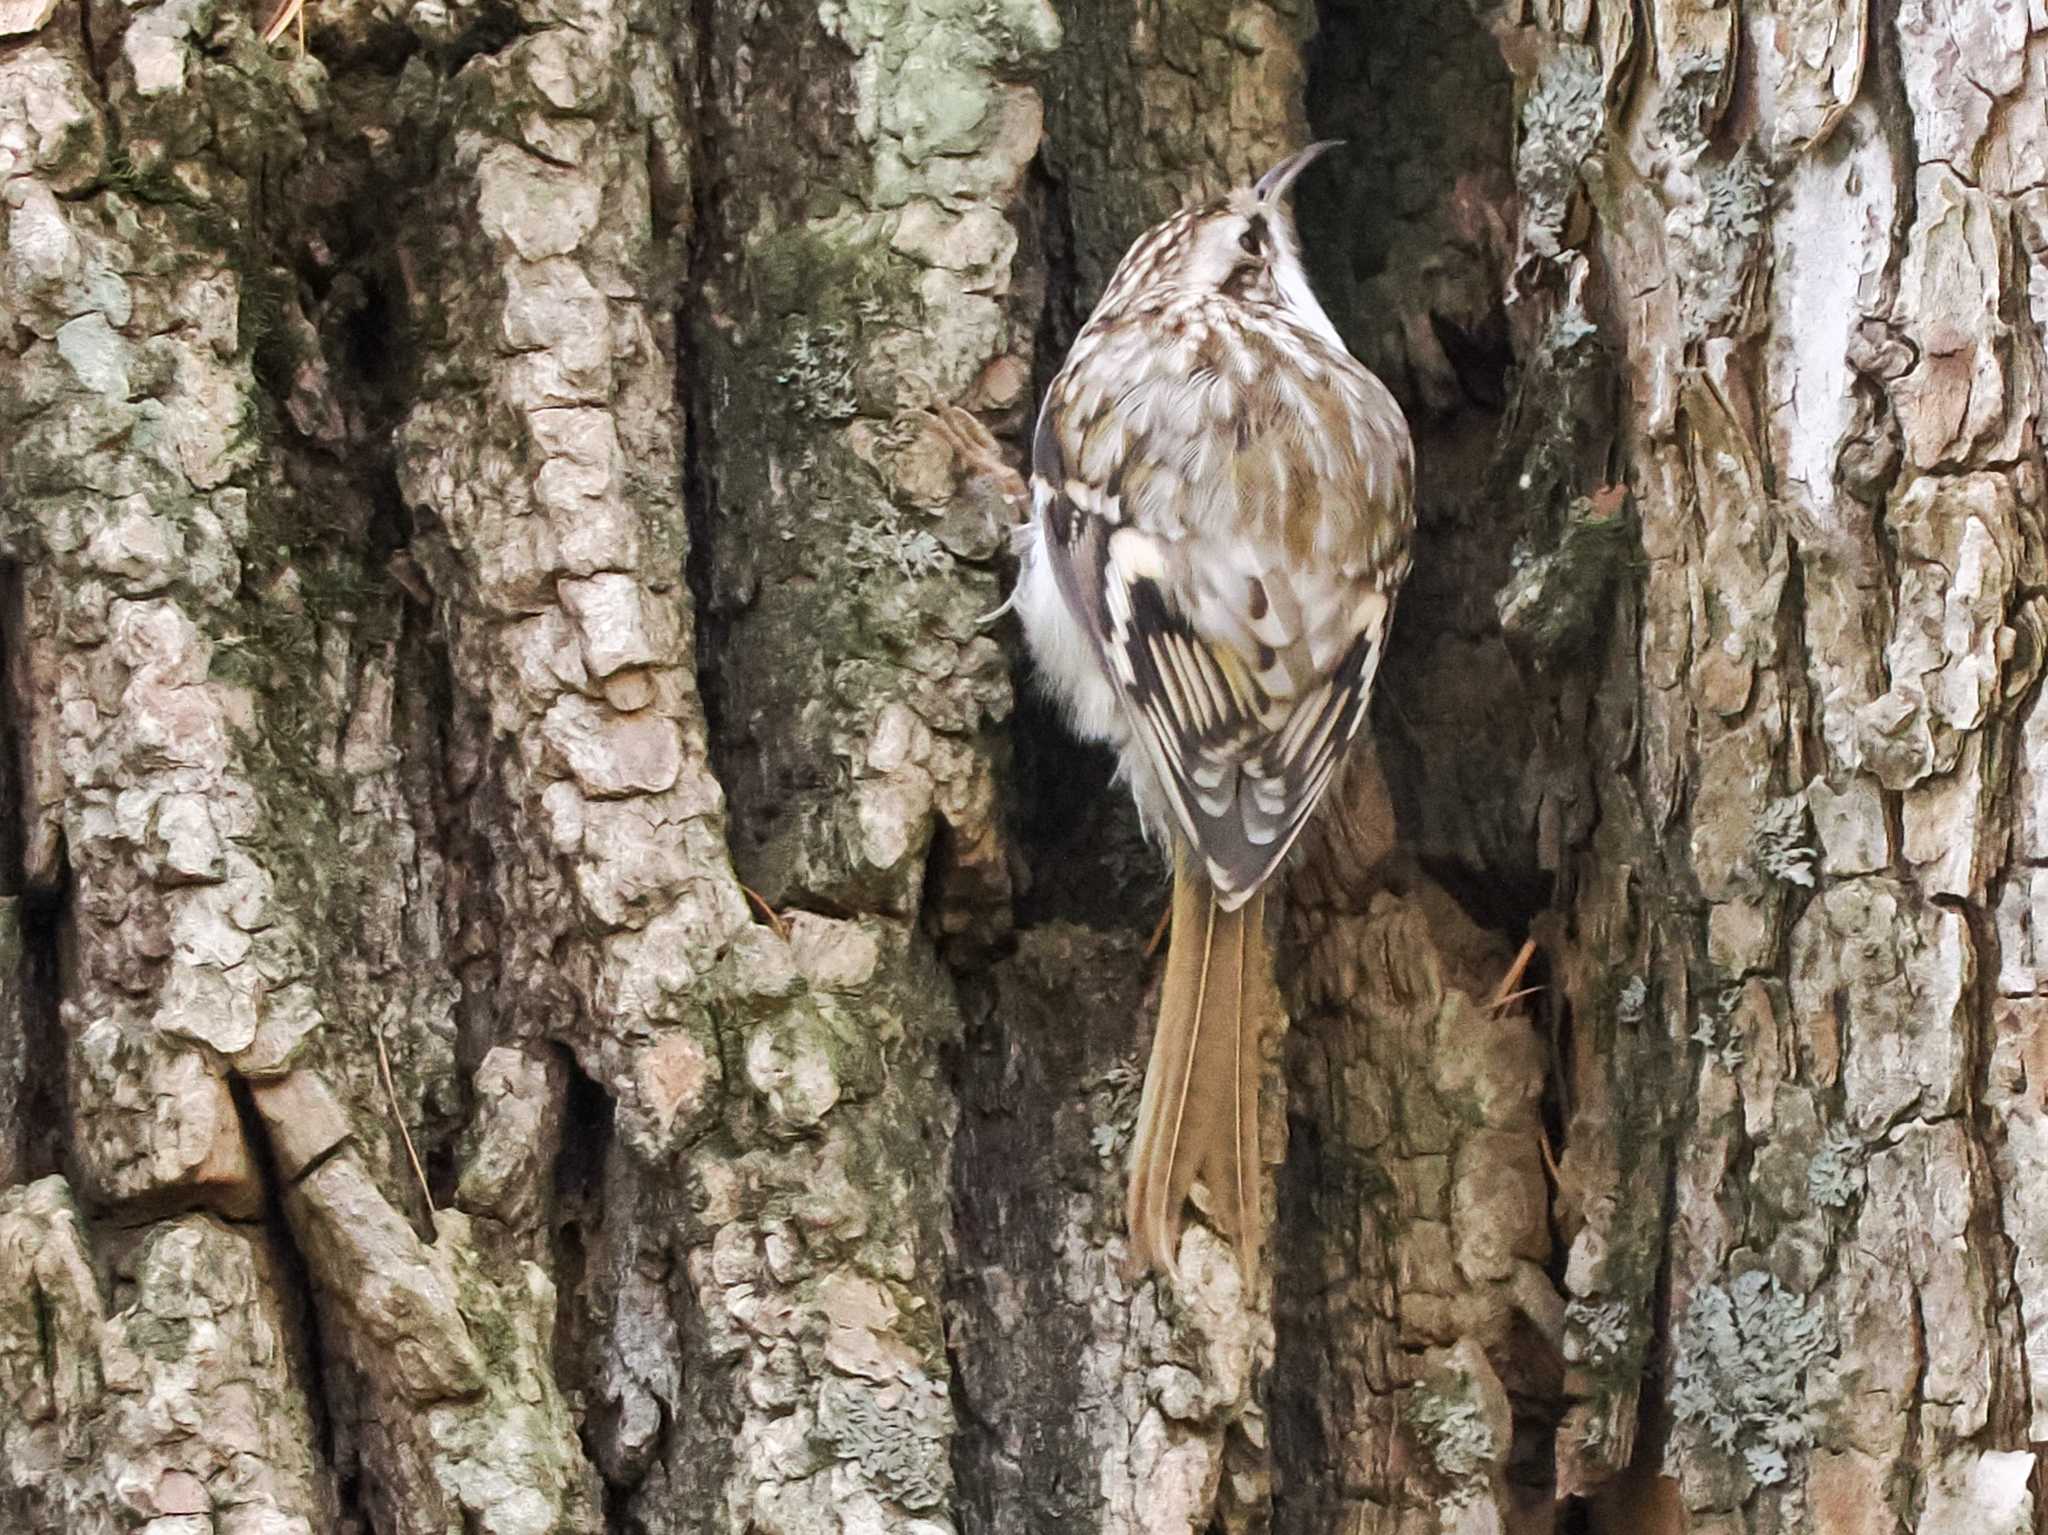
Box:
[1093,142,1345,350]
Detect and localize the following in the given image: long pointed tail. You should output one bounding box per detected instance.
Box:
[1126,864,1273,1275]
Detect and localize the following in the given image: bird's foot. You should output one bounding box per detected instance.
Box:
[920,404,1030,522]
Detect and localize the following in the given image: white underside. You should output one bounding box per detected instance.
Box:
[1016,520,1172,840]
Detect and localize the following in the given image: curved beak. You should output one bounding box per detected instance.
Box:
[1253,139,1341,204]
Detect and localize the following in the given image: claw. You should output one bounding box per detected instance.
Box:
[923,402,1001,463]
[920,405,1029,626]
[919,405,1030,520]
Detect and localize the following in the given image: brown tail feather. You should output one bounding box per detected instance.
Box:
[1126,864,1274,1276]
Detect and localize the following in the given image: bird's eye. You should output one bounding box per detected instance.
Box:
[1239,225,1263,256]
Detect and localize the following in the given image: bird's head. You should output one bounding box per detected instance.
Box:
[1099,142,1344,343]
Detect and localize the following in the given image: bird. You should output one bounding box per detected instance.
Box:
[1014,142,1415,1277]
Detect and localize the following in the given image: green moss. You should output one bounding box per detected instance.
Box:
[236,264,321,406]
[212,523,400,971]
[749,219,904,330]
[1561,1015,1678,1448]
[127,1311,195,1364]
[101,147,193,206]
[459,1280,525,1371]
[746,222,910,425]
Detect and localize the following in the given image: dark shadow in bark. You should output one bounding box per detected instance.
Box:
[553,1050,615,1278]
[679,336,727,758]
[11,872,69,1187]
[678,0,728,776]
[548,1050,625,1506]
[0,564,69,1188]
[1004,678,1161,935]
[948,928,1149,1535]
[946,144,1166,1534]
[1276,2,1557,1529]
[226,1072,346,1489]
[0,566,27,887]
[999,155,1161,937]
[1295,0,1537,905]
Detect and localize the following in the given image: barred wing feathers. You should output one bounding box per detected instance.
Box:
[1032,306,1411,910]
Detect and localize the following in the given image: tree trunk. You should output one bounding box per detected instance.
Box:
[2,0,2044,1531]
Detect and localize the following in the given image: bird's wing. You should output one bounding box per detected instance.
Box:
[1031,315,1411,908]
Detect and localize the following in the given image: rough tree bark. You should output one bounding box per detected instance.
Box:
[2,0,2045,1532]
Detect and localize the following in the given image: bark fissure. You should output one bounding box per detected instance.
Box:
[223,1066,349,1488]
[11,878,69,1188]
[0,564,64,1193]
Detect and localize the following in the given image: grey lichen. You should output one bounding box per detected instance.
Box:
[1654,48,1730,142]
[818,1376,950,1509]
[846,515,952,579]
[1669,1271,1828,1487]
[1087,1059,1143,1165]
[1549,304,1599,351]
[1703,153,1768,241]
[1562,1293,1646,1465]
[1496,488,1635,664]
[1690,988,1746,1072]
[1753,794,1817,888]
[1521,47,1604,146]
[776,322,860,420]
[1563,1298,1634,1369]
[1515,43,1604,259]
[1403,1377,1498,1496]
[1501,292,1614,541]
[1615,974,1649,1027]
[1670,148,1772,331]
[1807,1126,1866,1210]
